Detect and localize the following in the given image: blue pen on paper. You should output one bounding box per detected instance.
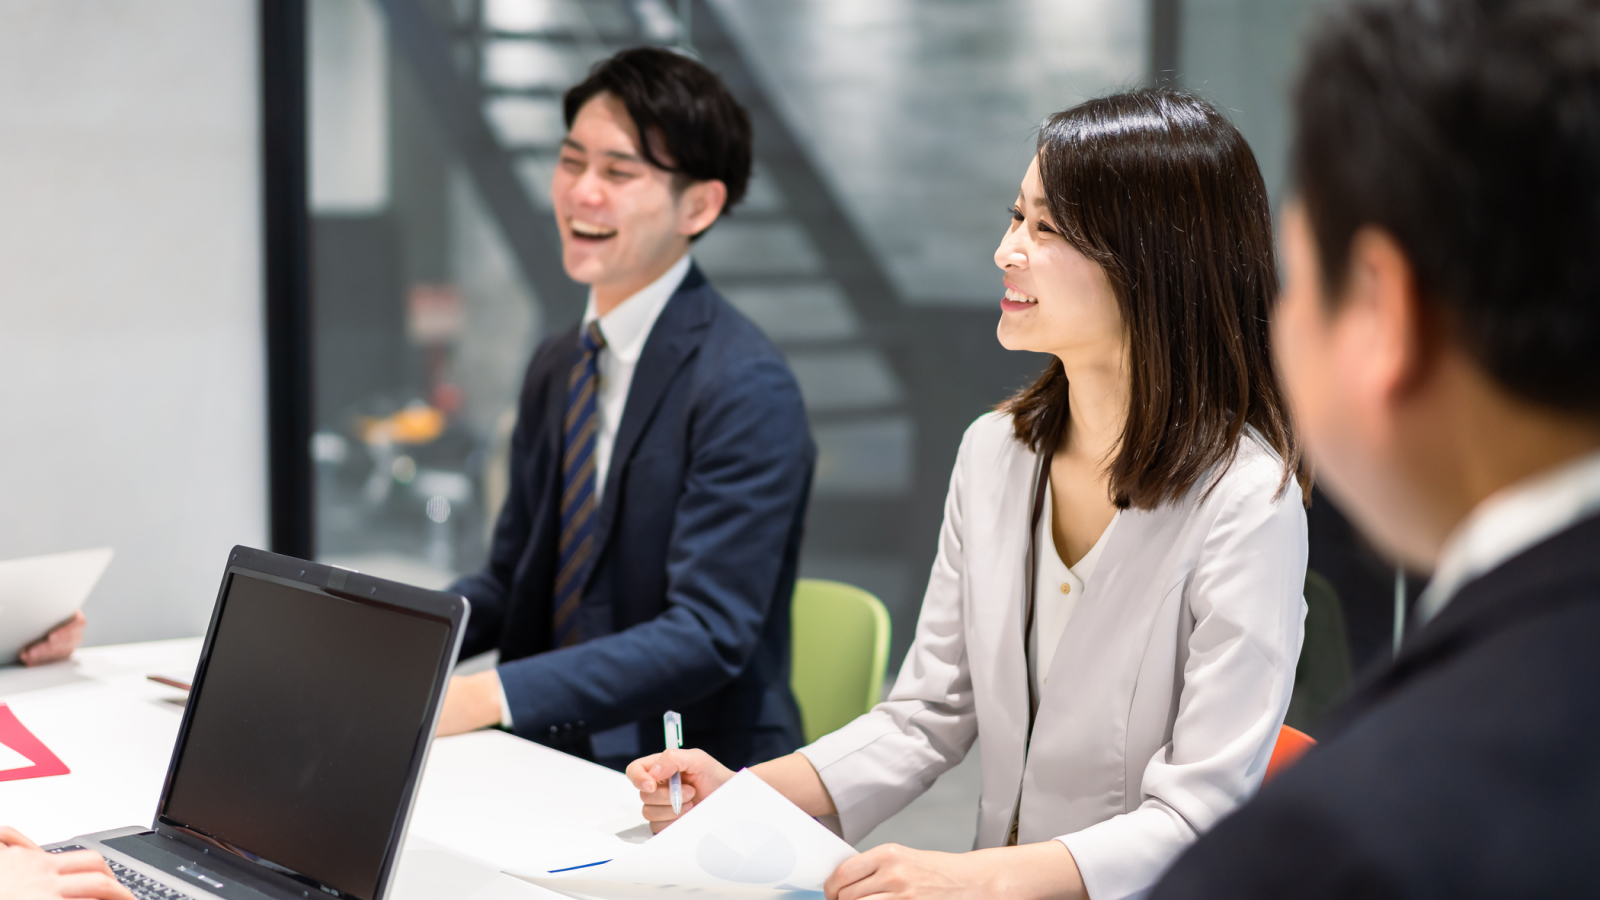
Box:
[663,710,684,815]
[546,860,612,873]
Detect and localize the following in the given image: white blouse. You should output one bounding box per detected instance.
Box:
[1029,483,1118,701]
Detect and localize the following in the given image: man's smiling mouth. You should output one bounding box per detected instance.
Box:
[570,218,618,241]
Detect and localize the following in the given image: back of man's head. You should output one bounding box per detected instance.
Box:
[563,46,752,218]
[1294,0,1600,414]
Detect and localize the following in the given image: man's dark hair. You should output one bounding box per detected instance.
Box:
[563,46,752,233]
[1002,89,1307,510]
[1294,0,1600,415]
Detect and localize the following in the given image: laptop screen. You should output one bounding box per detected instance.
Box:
[159,570,453,900]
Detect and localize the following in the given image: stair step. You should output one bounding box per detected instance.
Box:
[812,416,914,497]
[692,221,827,278]
[480,0,636,39]
[785,347,904,412]
[483,95,565,147]
[721,281,860,342]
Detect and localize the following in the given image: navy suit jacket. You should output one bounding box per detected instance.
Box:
[1149,512,1600,899]
[451,264,814,769]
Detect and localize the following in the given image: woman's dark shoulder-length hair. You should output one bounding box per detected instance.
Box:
[1001,88,1309,509]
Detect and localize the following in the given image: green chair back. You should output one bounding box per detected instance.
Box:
[1285,569,1355,734]
[791,578,892,743]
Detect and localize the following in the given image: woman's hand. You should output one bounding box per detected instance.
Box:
[0,826,134,900]
[19,612,86,667]
[626,749,736,832]
[823,841,1085,900]
[627,750,839,833]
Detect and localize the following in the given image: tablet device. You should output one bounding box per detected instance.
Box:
[0,547,113,663]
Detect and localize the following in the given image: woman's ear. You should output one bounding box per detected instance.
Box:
[677,179,728,237]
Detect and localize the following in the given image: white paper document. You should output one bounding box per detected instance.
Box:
[508,770,858,900]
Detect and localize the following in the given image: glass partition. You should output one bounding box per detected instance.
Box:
[308,0,562,586]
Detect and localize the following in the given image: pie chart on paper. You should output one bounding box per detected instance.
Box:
[695,820,797,884]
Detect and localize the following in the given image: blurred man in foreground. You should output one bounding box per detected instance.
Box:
[1150,0,1600,896]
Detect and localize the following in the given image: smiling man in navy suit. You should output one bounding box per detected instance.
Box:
[434,47,814,771]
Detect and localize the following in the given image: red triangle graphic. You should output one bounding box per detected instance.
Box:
[0,703,70,782]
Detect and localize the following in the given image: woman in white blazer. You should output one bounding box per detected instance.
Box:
[628,89,1309,900]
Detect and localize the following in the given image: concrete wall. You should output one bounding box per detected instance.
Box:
[0,0,267,644]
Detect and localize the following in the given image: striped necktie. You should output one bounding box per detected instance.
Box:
[554,321,606,648]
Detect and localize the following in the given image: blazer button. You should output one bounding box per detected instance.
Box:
[1060,583,1071,594]
[577,720,586,728]
[549,725,558,735]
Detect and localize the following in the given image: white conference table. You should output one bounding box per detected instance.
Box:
[0,639,651,899]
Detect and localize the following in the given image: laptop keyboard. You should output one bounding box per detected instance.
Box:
[49,846,200,900]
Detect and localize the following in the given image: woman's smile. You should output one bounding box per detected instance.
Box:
[1002,284,1039,312]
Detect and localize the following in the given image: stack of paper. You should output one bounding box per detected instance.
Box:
[510,771,857,900]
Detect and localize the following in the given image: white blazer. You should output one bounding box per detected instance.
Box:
[800,412,1307,900]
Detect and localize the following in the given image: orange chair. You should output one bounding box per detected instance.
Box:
[1265,724,1316,783]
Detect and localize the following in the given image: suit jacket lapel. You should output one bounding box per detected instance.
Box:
[964,442,1038,845]
[499,328,579,659]
[1328,511,1600,736]
[519,329,579,597]
[585,264,715,579]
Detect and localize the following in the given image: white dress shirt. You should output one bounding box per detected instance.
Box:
[1029,482,1117,699]
[1417,448,1600,623]
[582,253,692,502]
[496,252,691,729]
[800,413,1306,900]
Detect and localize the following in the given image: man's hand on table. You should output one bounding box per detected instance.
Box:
[0,827,133,900]
[19,612,86,667]
[436,670,504,736]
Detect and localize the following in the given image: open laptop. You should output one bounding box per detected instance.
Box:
[47,546,467,900]
[0,547,114,663]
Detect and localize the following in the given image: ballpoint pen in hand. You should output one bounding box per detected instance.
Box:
[663,710,683,815]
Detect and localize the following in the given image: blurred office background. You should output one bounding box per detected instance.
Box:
[2,0,1411,848]
[297,0,1352,669]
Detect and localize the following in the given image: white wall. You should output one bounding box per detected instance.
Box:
[0,0,267,644]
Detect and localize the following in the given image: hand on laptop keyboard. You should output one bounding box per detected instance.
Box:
[0,826,135,900]
[100,858,200,900]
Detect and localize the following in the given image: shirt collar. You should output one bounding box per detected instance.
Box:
[1418,447,1600,622]
[581,254,692,365]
